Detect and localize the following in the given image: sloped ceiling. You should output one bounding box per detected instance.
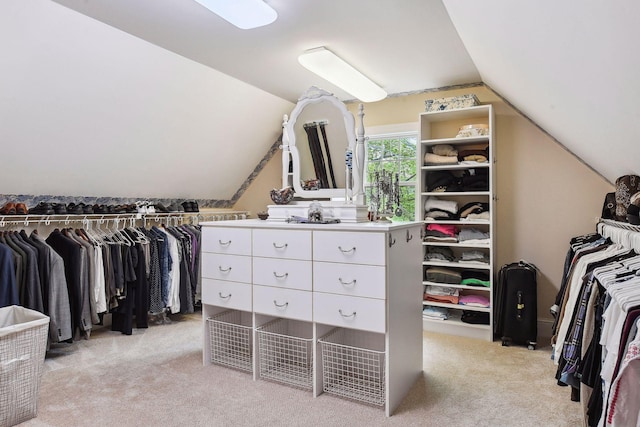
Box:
[51,0,480,102]
[442,0,640,184]
[25,0,640,186]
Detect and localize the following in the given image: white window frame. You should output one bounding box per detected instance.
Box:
[364,122,418,219]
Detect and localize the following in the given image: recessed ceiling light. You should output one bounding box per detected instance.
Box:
[298,47,387,103]
[194,0,277,30]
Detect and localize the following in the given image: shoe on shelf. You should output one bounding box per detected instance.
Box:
[66,203,83,215]
[80,203,94,214]
[1,202,16,215]
[29,202,54,215]
[52,203,68,215]
[15,203,28,215]
[155,203,169,213]
[182,201,200,212]
[93,204,108,214]
[135,200,149,214]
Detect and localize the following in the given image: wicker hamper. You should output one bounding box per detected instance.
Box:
[0,305,49,427]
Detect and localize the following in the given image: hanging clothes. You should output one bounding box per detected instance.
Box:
[552,221,640,426]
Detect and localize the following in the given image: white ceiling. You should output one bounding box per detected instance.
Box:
[51,0,640,185]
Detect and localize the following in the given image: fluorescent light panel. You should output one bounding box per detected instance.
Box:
[298,47,387,102]
[194,0,277,29]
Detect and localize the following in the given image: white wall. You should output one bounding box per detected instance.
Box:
[0,0,293,201]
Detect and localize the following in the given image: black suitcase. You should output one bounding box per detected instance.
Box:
[494,261,538,349]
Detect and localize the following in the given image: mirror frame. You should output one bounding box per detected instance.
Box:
[282,86,365,203]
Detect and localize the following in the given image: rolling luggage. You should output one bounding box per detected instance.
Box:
[494,260,538,350]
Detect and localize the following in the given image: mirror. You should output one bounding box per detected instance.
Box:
[282,87,365,204]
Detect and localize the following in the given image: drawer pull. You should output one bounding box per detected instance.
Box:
[218,292,232,299]
[273,300,289,308]
[406,229,414,242]
[338,246,356,254]
[339,309,357,318]
[338,278,356,286]
[273,272,289,279]
[272,242,288,249]
[218,266,232,273]
[218,239,231,246]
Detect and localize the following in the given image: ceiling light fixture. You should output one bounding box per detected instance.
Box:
[193,0,277,30]
[298,47,387,103]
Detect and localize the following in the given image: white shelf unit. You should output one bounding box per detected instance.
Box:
[417,105,495,341]
[200,219,423,417]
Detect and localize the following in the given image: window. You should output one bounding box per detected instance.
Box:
[365,128,417,221]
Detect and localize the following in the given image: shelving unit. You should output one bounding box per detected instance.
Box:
[416,105,495,341]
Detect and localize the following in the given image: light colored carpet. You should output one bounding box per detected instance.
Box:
[19,313,583,427]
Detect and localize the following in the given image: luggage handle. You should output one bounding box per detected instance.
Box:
[516,291,524,320]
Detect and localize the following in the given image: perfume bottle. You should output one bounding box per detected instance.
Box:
[308,200,323,223]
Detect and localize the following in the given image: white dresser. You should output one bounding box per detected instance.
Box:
[200,219,422,417]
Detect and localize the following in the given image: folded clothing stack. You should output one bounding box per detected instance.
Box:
[458,294,490,308]
[460,270,491,287]
[458,228,490,244]
[423,223,458,243]
[458,146,489,164]
[424,266,461,284]
[423,306,449,321]
[459,250,490,265]
[426,169,489,192]
[424,144,459,166]
[424,285,460,304]
[424,246,455,262]
[424,196,458,220]
[458,201,490,221]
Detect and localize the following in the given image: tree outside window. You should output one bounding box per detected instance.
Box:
[365,132,417,221]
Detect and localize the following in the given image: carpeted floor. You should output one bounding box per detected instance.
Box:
[19,313,583,426]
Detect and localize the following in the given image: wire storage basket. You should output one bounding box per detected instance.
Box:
[207,310,253,373]
[318,328,386,407]
[0,305,50,427]
[256,318,313,390]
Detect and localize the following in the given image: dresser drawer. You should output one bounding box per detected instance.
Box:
[201,278,252,312]
[313,292,386,333]
[201,253,251,283]
[253,285,312,321]
[313,261,386,299]
[201,227,251,256]
[253,257,312,291]
[313,231,386,265]
[252,229,312,260]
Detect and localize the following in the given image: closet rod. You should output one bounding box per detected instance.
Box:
[0,211,249,228]
[599,218,640,233]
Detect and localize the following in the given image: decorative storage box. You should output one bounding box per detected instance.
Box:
[425,94,480,112]
[207,310,253,373]
[318,328,386,407]
[0,305,49,427]
[256,318,313,390]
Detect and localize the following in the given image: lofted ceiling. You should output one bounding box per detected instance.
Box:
[51,0,640,185]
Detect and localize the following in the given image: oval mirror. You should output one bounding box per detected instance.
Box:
[282,87,364,202]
